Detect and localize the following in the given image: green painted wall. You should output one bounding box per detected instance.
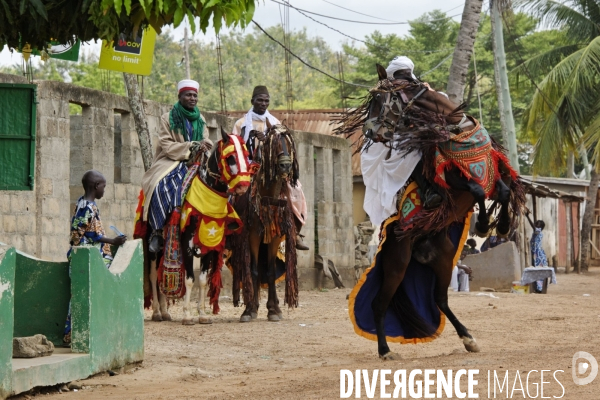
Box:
[12,254,70,345]
[1,240,144,399]
[0,245,16,399]
[70,240,144,369]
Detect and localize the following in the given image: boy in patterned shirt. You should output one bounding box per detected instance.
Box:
[63,170,127,345]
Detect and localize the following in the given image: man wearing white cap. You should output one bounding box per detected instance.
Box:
[361,56,442,227]
[139,79,212,252]
[232,85,310,251]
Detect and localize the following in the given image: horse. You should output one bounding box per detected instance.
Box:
[362,64,520,239]
[339,64,525,359]
[136,129,254,325]
[229,123,299,322]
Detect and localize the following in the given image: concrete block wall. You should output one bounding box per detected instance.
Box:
[0,74,355,288]
[463,241,522,290]
[294,130,354,288]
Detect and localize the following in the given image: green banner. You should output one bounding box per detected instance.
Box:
[17,39,80,62]
[47,41,80,61]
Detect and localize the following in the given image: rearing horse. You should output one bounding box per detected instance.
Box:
[340,64,525,359]
[230,123,299,322]
[362,65,518,238]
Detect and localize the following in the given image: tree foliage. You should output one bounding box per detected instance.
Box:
[2,25,340,112]
[0,0,255,50]
[342,10,561,175]
[516,0,600,175]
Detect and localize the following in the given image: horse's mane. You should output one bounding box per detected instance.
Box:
[334,79,467,156]
[258,124,299,187]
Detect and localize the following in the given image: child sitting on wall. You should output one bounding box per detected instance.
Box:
[63,170,127,345]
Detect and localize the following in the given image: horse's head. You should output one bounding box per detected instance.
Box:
[363,63,462,143]
[211,127,255,195]
[262,123,298,185]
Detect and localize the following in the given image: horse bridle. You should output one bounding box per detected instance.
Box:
[363,81,428,141]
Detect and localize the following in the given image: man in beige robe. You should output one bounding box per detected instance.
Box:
[232,85,309,250]
[140,79,211,252]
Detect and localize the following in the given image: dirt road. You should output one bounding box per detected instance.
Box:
[17,269,600,399]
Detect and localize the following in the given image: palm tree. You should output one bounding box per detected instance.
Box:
[446,0,484,105]
[517,0,600,271]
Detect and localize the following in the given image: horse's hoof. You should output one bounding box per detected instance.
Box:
[496,230,509,239]
[161,313,172,322]
[474,222,489,237]
[151,312,163,322]
[250,312,258,320]
[268,314,281,322]
[277,313,283,320]
[462,337,480,353]
[197,316,213,324]
[240,315,252,323]
[496,224,510,239]
[380,352,401,361]
[182,318,196,326]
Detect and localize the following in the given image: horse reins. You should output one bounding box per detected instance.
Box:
[364,82,427,140]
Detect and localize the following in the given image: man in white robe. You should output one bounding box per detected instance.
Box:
[361,56,443,227]
[232,85,309,250]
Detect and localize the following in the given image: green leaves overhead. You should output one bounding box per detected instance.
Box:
[517,0,600,174]
[0,0,256,50]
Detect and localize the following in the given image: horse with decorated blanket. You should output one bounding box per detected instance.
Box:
[338,64,526,359]
[134,129,256,325]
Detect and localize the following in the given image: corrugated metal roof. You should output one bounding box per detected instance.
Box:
[228,109,363,176]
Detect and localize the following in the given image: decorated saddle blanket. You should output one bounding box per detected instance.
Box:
[180,176,243,253]
[349,182,471,343]
[434,122,516,197]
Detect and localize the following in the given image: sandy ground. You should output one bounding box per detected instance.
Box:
[14,269,600,399]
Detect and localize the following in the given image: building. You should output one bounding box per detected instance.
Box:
[0,76,354,289]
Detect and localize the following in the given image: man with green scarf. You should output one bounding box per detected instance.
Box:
[140,79,212,252]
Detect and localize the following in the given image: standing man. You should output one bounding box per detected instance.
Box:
[232,85,309,250]
[138,79,212,252]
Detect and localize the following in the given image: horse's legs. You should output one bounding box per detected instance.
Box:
[266,239,283,322]
[149,258,163,321]
[240,231,262,322]
[181,219,196,326]
[428,232,480,353]
[372,228,411,360]
[445,169,488,236]
[495,179,511,237]
[194,258,212,324]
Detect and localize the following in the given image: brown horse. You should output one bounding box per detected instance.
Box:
[341,64,524,359]
[230,124,299,322]
[362,64,519,238]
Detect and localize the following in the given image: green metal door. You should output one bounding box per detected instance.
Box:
[0,83,37,190]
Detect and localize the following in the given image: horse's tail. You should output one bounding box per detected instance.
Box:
[389,285,438,339]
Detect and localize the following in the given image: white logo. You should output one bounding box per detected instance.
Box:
[572,351,598,385]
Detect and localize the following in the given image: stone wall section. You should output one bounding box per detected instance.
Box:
[0,74,354,286]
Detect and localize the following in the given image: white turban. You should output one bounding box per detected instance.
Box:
[385,56,417,80]
[177,79,199,94]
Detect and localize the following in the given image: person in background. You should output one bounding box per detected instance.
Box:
[139,79,212,253]
[232,85,309,250]
[480,235,507,252]
[525,209,548,293]
[450,251,473,292]
[64,170,127,345]
[464,238,480,255]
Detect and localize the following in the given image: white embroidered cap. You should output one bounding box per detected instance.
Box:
[177,79,200,94]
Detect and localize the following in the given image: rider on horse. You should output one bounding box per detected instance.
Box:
[362,56,448,227]
[139,79,213,253]
[232,85,309,251]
